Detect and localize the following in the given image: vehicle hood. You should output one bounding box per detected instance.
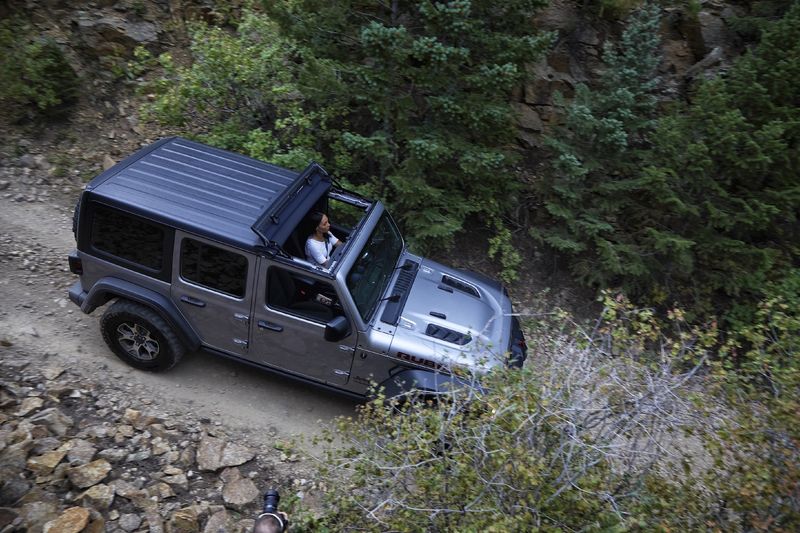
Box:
[388,257,513,371]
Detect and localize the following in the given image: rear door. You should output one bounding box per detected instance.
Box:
[171,231,255,355]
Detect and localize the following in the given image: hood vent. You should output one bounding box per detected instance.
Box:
[441,274,480,298]
[425,323,472,345]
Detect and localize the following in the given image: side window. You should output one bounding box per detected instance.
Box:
[266,267,337,323]
[91,204,165,270]
[180,239,248,298]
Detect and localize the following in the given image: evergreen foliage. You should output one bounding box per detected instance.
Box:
[264,0,551,262]
[533,4,664,288]
[0,17,79,122]
[645,1,800,302]
[535,2,800,308]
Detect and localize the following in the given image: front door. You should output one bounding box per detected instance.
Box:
[249,259,356,385]
[171,232,254,355]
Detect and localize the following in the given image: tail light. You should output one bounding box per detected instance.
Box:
[68,252,83,275]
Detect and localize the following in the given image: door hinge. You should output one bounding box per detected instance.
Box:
[233,338,248,351]
[338,345,355,353]
[333,369,350,376]
[233,313,249,325]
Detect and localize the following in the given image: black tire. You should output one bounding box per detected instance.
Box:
[100,300,185,371]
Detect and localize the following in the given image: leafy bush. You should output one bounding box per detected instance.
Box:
[296,302,694,531]
[140,12,322,170]
[292,295,798,531]
[0,17,79,122]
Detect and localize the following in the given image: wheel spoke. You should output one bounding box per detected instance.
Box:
[141,340,159,360]
[116,323,136,341]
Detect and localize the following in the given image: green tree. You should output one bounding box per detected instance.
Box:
[266,0,552,263]
[534,2,800,309]
[532,4,668,289]
[644,1,800,303]
[140,12,322,170]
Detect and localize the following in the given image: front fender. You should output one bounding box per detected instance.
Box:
[78,277,200,351]
[377,369,480,399]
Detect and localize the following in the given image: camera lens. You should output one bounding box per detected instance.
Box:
[263,489,280,514]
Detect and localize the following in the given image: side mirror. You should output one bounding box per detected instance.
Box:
[324,315,350,342]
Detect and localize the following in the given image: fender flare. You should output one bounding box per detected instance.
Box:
[83,277,200,351]
[377,368,480,399]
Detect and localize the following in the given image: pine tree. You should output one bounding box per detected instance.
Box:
[647,1,800,300]
[532,4,668,288]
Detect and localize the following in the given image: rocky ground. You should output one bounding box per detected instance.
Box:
[0,348,319,533]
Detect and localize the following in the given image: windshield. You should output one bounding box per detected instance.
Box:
[346,212,404,321]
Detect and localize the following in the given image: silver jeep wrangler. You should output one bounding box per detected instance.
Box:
[68,137,526,399]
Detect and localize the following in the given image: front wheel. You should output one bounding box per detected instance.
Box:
[100,300,185,371]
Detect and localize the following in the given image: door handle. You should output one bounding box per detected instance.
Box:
[258,320,283,332]
[180,295,206,307]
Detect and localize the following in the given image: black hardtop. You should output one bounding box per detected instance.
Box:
[84,137,332,252]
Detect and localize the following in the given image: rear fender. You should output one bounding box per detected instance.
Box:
[81,277,200,350]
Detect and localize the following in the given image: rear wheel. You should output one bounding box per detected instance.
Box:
[100,300,185,371]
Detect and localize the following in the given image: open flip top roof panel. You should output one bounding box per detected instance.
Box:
[86,137,331,252]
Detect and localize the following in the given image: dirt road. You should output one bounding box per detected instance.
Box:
[0,175,358,448]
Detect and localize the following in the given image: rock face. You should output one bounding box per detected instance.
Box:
[0,349,300,533]
[512,0,749,145]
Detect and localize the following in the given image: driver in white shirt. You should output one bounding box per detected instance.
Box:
[305,212,341,267]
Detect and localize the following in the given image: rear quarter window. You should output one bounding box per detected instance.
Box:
[90,204,166,271]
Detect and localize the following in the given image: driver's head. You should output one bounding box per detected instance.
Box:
[308,211,330,235]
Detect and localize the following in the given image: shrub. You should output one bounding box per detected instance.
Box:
[302,300,718,531]
[298,295,799,530]
[140,12,322,170]
[0,17,79,122]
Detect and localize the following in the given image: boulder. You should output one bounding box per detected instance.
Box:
[67,459,112,488]
[79,483,115,510]
[196,436,254,472]
[43,506,90,533]
[67,438,97,465]
[73,13,159,58]
[17,501,60,533]
[222,477,259,510]
[203,510,236,533]
[167,506,199,533]
[118,513,142,532]
[28,408,73,436]
[26,443,70,475]
[14,397,44,417]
